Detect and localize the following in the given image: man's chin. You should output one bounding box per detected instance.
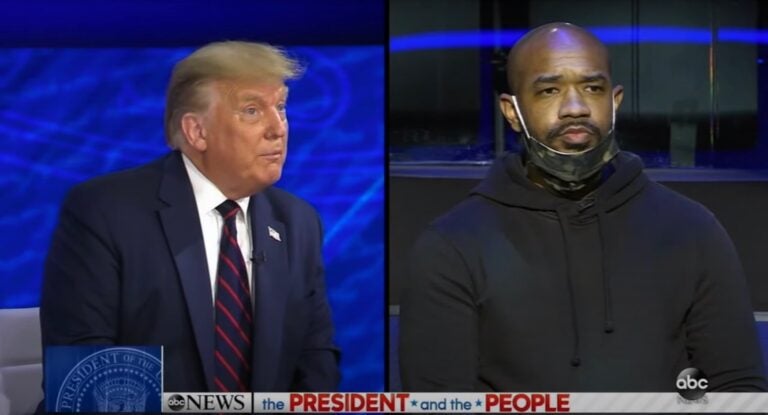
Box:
[552,136,600,153]
[561,143,592,153]
[260,168,283,187]
[240,169,282,196]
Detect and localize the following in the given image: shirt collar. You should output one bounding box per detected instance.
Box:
[182,153,251,218]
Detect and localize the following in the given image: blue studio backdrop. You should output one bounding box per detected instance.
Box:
[0,45,384,392]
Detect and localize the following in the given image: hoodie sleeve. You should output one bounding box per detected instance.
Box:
[399,227,479,391]
[685,213,767,391]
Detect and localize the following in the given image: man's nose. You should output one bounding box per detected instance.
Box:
[265,109,287,140]
[558,88,590,119]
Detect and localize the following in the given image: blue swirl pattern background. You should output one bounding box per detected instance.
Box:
[0,46,383,392]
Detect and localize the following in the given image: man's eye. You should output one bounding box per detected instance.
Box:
[585,85,604,93]
[539,87,558,96]
[277,104,287,112]
[244,107,259,115]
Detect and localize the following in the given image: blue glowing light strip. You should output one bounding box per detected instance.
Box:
[390,27,768,52]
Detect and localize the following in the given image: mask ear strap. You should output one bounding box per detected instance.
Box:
[511,95,533,139]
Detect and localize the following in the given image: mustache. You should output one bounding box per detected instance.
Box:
[545,121,601,141]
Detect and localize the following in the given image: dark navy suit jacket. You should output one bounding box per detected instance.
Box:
[40,151,340,394]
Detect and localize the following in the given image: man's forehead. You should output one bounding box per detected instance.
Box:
[513,24,607,57]
[518,39,608,70]
[524,49,609,78]
[214,79,288,102]
[507,24,610,90]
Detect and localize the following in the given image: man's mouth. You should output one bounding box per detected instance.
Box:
[560,127,593,144]
[261,150,283,162]
[563,130,591,144]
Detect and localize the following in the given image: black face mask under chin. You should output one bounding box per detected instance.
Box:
[511,95,620,193]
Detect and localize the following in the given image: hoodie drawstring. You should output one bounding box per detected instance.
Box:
[556,207,581,367]
[597,209,615,334]
[556,204,615,368]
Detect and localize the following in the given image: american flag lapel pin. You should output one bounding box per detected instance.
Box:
[268,226,281,242]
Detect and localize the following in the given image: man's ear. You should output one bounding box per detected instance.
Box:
[180,112,208,152]
[612,84,624,111]
[499,93,522,133]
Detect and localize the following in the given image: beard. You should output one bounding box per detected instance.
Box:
[543,121,603,152]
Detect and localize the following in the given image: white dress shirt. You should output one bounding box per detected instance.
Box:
[182,154,253,304]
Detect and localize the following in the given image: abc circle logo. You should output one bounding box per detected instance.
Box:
[167,394,186,411]
[676,367,708,400]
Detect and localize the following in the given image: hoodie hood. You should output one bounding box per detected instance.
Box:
[470,151,649,367]
[472,151,648,213]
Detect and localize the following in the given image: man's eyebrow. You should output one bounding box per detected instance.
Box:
[581,73,608,83]
[533,74,562,84]
[239,94,266,103]
[239,88,289,104]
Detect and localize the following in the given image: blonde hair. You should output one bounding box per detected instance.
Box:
[164,41,302,148]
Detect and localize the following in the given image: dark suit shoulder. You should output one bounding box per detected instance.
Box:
[262,186,321,224]
[64,154,167,208]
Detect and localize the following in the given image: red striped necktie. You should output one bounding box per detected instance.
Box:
[213,200,253,392]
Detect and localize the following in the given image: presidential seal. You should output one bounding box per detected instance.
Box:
[54,347,162,412]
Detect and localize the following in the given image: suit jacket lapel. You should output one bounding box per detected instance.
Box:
[157,151,215,391]
[249,192,290,390]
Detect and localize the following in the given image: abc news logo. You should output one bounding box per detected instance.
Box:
[164,393,253,413]
[676,368,708,401]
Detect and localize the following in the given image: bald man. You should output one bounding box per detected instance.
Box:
[399,23,766,392]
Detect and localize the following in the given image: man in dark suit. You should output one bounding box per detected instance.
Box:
[40,41,340,394]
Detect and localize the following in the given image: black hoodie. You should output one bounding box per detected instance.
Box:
[399,151,766,392]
